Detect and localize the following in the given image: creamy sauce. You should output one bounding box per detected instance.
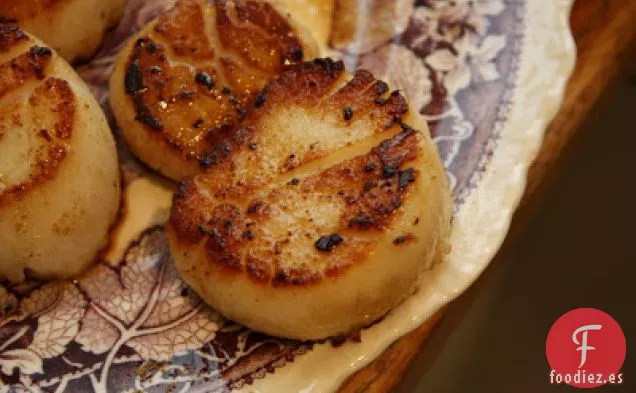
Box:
[104,175,175,265]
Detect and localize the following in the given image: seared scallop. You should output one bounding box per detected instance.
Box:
[0,23,120,282]
[110,0,318,181]
[0,0,126,63]
[167,59,451,340]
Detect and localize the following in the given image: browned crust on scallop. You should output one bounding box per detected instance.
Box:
[305,126,420,231]
[0,45,53,98]
[121,0,309,171]
[0,0,66,22]
[169,127,423,287]
[0,24,75,206]
[0,77,75,205]
[153,0,215,60]
[196,58,409,179]
[0,22,28,51]
[213,0,305,71]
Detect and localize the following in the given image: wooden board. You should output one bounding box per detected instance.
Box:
[337,1,636,391]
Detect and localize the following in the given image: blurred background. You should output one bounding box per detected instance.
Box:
[394,44,635,393]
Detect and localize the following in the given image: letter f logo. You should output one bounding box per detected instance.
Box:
[572,324,602,368]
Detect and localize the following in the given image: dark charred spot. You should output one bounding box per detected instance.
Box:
[199,226,225,250]
[146,41,159,53]
[223,219,233,229]
[254,93,267,107]
[180,288,189,297]
[124,61,144,93]
[330,336,347,347]
[343,106,353,121]
[178,91,195,100]
[374,80,389,95]
[199,155,215,168]
[393,234,416,245]
[249,143,257,150]
[135,113,162,130]
[192,118,204,128]
[382,165,397,178]
[400,123,413,132]
[274,271,288,283]
[348,214,375,229]
[229,95,239,106]
[218,122,232,132]
[289,178,300,186]
[221,86,232,95]
[414,217,420,225]
[39,129,51,142]
[398,168,416,190]
[364,163,377,172]
[289,45,303,62]
[363,180,375,192]
[247,200,265,215]
[242,230,253,240]
[29,46,52,58]
[374,97,388,105]
[315,234,344,252]
[246,260,269,282]
[195,71,214,89]
[24,46,52,79]
[150,66,162,74]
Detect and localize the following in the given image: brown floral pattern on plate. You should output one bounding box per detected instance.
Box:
[0,228,311,392]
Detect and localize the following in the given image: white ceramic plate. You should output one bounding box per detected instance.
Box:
[0,0,576,392]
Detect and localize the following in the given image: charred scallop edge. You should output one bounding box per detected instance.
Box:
[120,0,312,163]
[0,77,76,206]
[169,128,424,288]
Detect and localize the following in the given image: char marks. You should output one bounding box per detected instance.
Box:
[0,22,27,52]
[171,130,423,286]
[168,59,425,287]
[0,23,76,205]
[193,58,411,196]
[0,0,66,21]
[120,0,310,172]
[0,45,52,99]
[0,76,75,205]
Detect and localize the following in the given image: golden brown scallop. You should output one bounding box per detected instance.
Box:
[0,23,120,282]
[0,0,126,63]
[109,0,318,181]
[167,59,451,340]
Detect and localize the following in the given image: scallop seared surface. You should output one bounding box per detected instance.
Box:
[167,59,452,340]
[0,0,125,62]
[0,23,120,282]
[110,0,318,181]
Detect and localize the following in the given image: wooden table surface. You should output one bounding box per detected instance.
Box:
[338,1,636,391]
